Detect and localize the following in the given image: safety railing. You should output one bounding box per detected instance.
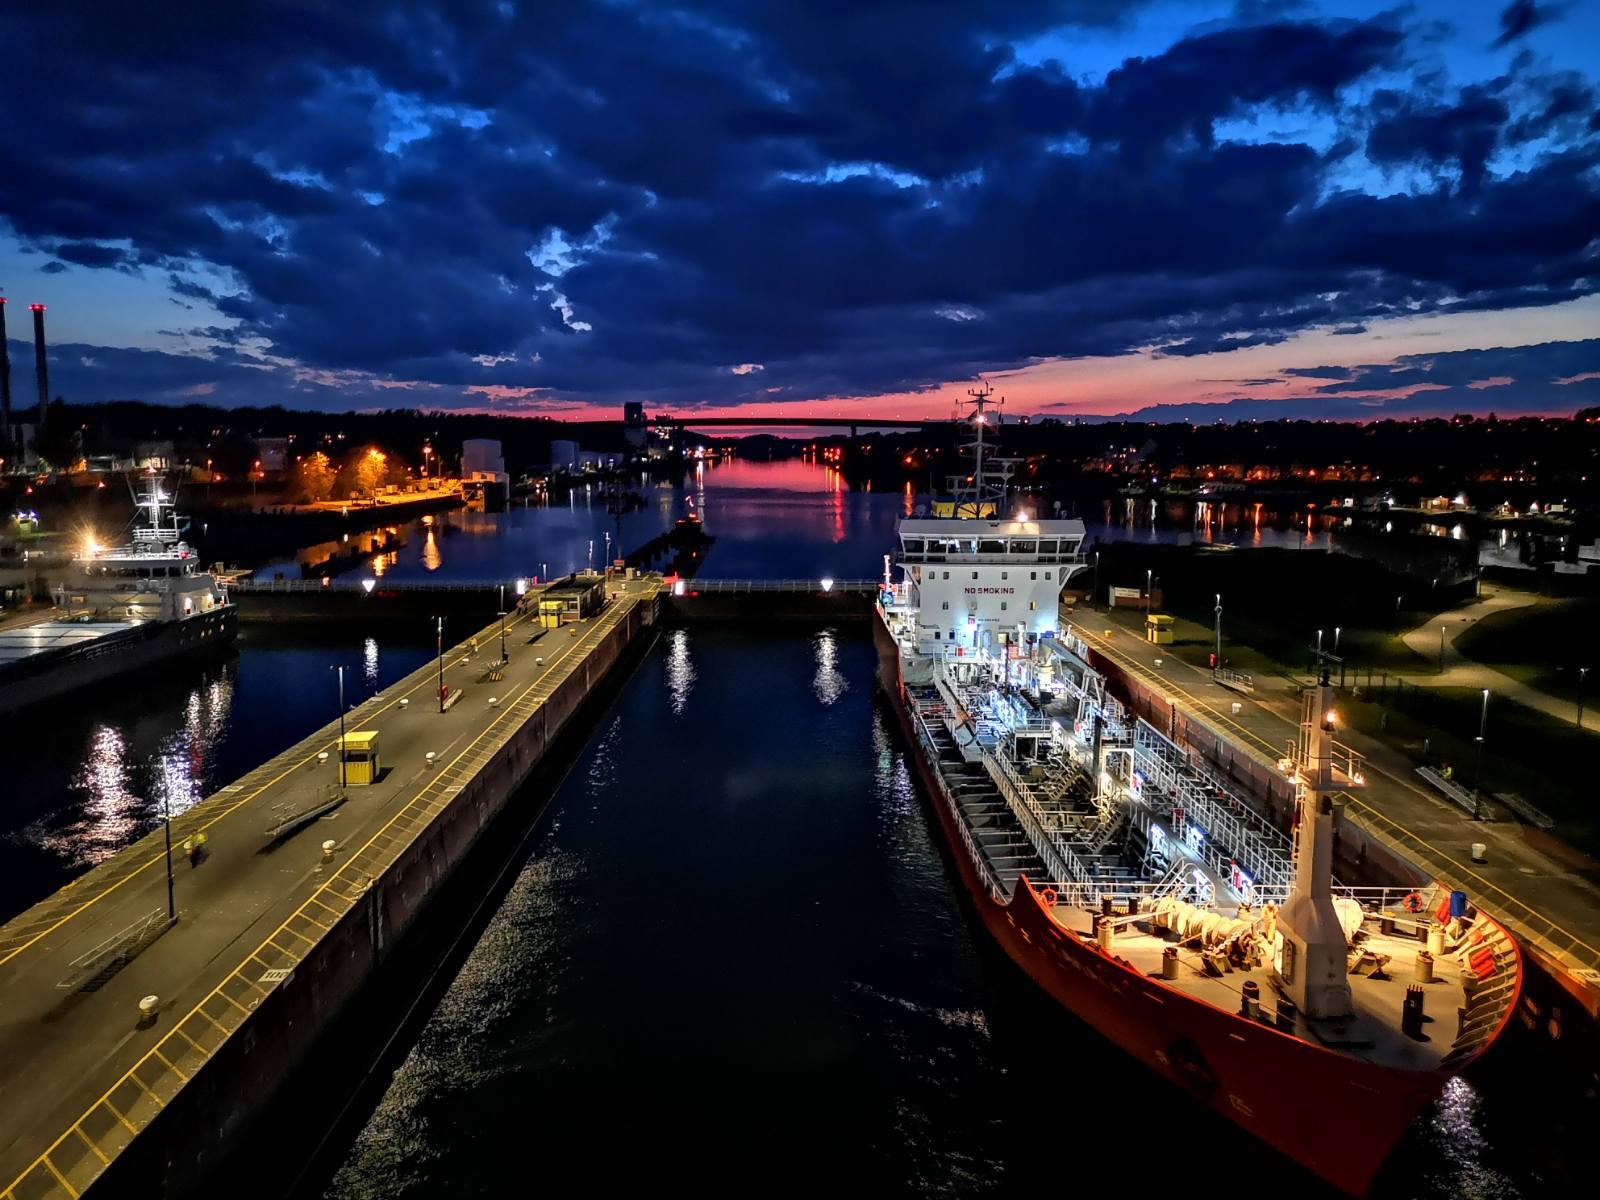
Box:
[674,578,877,593]
[57,906,173,992]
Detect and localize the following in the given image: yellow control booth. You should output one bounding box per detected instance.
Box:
[1144,614,1174,645]
[339,730,381,785]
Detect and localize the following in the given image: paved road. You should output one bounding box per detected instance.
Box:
[1065,607,1600,985]
[1395,585,1595,730]
[0,576,658,1199]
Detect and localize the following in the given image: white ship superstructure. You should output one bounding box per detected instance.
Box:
[884,383,1088,661]
[0,471,235,715]
[62,472,229,621]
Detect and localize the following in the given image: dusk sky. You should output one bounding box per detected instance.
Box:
[2,0,1598,424]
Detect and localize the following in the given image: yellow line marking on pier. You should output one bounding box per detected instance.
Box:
[1072,620,1600,969]
[0,609,540,968]
[2,590,651,1200]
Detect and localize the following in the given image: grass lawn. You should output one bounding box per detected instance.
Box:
[1341,684,1600,858]
[1455,599,1600,707]
[1095,604,1434,683]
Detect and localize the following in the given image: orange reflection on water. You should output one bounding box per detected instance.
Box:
[422,528,442,572]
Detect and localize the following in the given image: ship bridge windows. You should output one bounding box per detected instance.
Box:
[902,538,925,554]
[1011,540,1037,554]
[978,539,1006,555]
[1037,540,1058,555]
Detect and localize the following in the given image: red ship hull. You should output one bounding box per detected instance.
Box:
[873,613,1521,1196]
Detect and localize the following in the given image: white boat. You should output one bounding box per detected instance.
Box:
[0,472,236,714]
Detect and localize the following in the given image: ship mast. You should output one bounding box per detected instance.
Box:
[948,381,1019,519]
[1275,670,1367,1021]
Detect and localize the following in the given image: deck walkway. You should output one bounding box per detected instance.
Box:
[0,575,659,1199]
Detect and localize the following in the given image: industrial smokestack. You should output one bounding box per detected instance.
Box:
[0,297,11,445]
[30,303,47,430]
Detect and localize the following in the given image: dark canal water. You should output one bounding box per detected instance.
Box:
[0,457,1576,1197]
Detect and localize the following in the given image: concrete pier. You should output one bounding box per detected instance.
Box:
[0,575,660,1199]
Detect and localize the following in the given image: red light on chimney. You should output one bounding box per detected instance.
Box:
[28,303,44,312]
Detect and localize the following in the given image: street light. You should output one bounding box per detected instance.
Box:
[1333,626,1341,656]
[498,584,508,663]
[1213,592,1222,671]
[1092,551,1101,608]
[1578,667,1589,730]
[1473,688,1490,819]
[435,616,446,713]
[1439,624,1447,673]
[161,790,175,922]
[332,665,347,789]
[1145,569,1153,617]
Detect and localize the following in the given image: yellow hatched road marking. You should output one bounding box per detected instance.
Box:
[3,590,653,1199]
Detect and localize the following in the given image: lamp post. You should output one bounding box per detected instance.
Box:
[1213,593,1222,671]
[1579,667,1590,730]
[1473,688,1490,820]
[1092,551,1101,608]
[1145,569,1153,617]
[1333,626,1341,656]
[1439,625,1447,673]
[436,616,446,713]
[540,561,548,586]
[333,665,347,789]
[499,583,508,664]
[161,790,175,922]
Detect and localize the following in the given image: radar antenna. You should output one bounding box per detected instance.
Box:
[947,381,1020,518]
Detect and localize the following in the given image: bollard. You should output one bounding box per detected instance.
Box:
[399,698,409,709]
[321,839,337,862]
[1153,657,1164,667]
[1097,917,1115,951]
[1101,894,1115,916]
[317,751,329,765]
[138,995,159,1027]
[1470,842,1488,864]
[1162,946,1180,980]
[488,696,500,707]
[425,751,436,766]
[1414,950,1435,984]
[1401,984,1426,1040]
[1275,998,1298,1034]
[1427,925,1446,957]
[1240,980,1261,1020]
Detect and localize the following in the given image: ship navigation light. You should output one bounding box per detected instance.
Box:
[821,577,834,593]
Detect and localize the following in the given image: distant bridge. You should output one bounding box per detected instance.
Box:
[646,415,936,436]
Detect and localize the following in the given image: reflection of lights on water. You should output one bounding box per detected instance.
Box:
[364,636,381,682]
[44,671,236,867]
[813,629,848,705]
[665,629,695,715]
[53,726,141,865]
[422,528,442,572]
[903,480,915,517]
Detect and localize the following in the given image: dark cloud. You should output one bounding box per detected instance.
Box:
[1493,1,1562,48]
[1366,86,1509,194]
[0,2,1596,415]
